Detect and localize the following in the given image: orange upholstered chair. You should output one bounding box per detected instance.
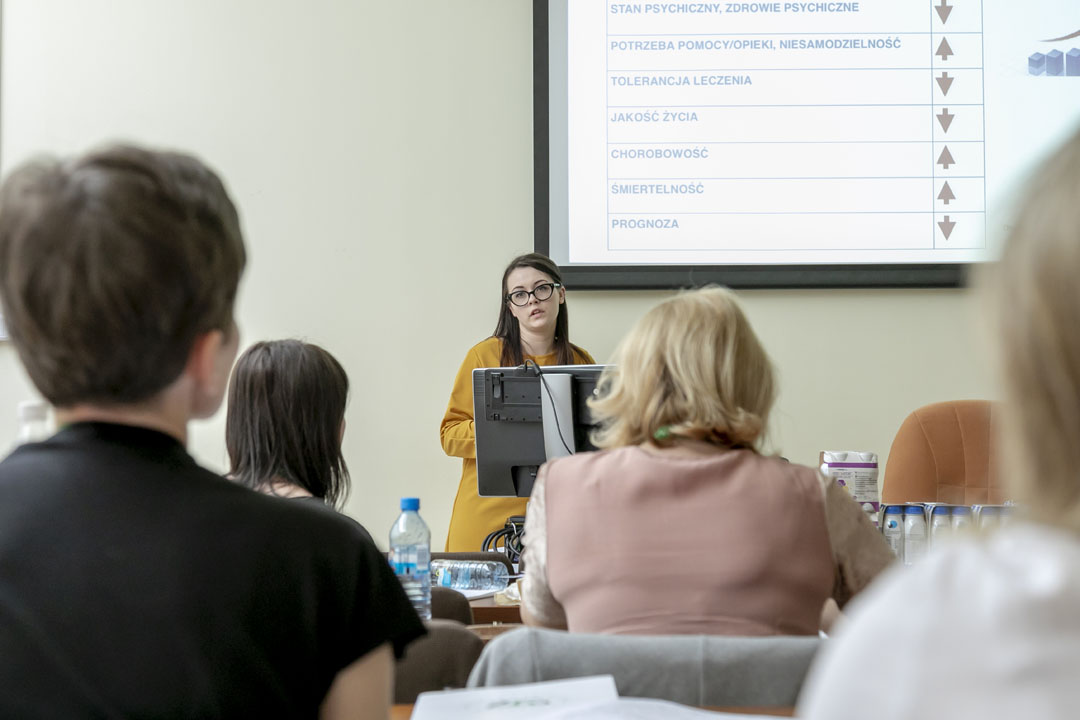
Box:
[882,400,1005,505]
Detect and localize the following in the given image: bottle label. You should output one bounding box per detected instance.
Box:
[390,545,430,577]
[434,564,473,588]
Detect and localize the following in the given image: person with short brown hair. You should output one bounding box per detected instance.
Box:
[0,145,422,718]
[0,145,245,408]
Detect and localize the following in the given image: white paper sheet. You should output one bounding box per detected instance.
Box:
[411,675,618,720]
[457,588,497,601]
[535,697,778,719]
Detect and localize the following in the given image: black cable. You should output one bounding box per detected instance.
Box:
[503,517,524,562]
[481,516,527,564]
[505,529,524,564]
[523,359,575,456]
[481,528,507,552]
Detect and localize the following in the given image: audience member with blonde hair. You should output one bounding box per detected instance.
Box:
[798,128,1080,719]
[520,287,893,636]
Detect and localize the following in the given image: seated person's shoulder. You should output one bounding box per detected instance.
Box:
[285,496,378,546]
[222,486,426,662]
[464,336,502,364]
[747,451,825,492]
[230,486,377,550]
[542,446,630,481]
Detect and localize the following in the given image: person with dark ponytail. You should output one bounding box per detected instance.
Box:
[440,253,595,551]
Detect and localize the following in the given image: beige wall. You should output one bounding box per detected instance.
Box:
[0,0,993,548]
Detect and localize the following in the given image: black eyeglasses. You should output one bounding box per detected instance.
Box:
[506,282,561,307]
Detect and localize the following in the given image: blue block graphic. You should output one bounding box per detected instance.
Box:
[1068,48,1080,76]
[1030,52,1046,75]
[1047,49,1064,76]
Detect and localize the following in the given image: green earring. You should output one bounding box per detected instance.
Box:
[653,426,672,441]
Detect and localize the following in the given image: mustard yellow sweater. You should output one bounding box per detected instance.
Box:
[440,336,596,551]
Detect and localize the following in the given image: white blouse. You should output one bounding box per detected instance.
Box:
[798,523,1080,719]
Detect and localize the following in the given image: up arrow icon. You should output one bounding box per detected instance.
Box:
[938,182,956,205]
[936,37,954,61]
[937,146,955,170]
[936,0,953,24]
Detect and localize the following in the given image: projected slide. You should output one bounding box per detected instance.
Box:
[545,0,1080,275]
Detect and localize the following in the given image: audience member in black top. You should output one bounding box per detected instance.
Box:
[225,339,375,545]
[0,145,423,718]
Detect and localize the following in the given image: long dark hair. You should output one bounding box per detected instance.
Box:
[493,253,586,367]
[226,340,350,508]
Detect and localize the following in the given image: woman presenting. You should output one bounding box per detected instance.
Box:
[440,253,595,551]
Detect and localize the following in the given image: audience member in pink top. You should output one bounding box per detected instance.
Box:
[520,287,893,636]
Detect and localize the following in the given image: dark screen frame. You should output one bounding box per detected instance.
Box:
[474,365,604,498]
[532,0,967,290]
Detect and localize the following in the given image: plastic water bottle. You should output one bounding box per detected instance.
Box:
[978,506,1000,531]
[15,401,51,446]
[431,559,510,592]
[951,505,973,532]
[389,497,431,620]
[902,505,927,566]
[882,506,904,560]
[929,505,952,549]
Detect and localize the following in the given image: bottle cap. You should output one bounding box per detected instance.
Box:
[17,400,47,422]
[932,506,951,515]
[400,497,420,511]
[953,506,972,515]
[885,506,904,514]
[904,505,924,514]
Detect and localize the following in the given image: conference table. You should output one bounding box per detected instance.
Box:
[469,594,522,625]
[391,704,794,718]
